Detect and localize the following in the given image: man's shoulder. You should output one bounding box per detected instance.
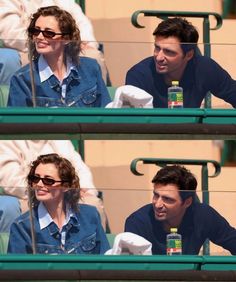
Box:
[193,54,217,67]
[128,57,154,72]
[191,201,215,216]
[127,203,153,220]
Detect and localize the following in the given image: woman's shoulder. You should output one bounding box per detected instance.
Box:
[78,56,99,67]
[78,203,98,213]
[13,210,31,224]
[12,63,31,77]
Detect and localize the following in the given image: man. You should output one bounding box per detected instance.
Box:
[0,0,107,84]
[125,165,236,255]
[126,17,236,108]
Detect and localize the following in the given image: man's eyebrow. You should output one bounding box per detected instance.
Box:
[154,44,177,53]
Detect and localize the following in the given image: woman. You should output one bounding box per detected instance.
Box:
[7,153,110,254]
[7,5,111,107]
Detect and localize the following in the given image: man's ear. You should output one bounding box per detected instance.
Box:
[185,49,194,61]
[184,197,193,208]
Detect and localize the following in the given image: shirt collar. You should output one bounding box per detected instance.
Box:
[38,202,74,230]
[38,55,77,83]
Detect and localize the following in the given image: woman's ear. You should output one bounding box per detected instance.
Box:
[62,185,70,193]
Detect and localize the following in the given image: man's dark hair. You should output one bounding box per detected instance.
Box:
[152,165,197,202]
[153,17,199,54]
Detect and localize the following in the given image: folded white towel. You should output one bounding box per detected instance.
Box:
[106,85,153,108]
[105,232,152,255]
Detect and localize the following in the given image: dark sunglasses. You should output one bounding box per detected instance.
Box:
[28,27,68,39]
[29,175,66,186]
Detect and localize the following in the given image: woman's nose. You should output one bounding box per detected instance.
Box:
[36,179,44,186]
[36,31,45,39]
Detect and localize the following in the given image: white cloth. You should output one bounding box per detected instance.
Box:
[106,85,153,108]
[105,232,152,255]
[0,140,96,199]
[0,0,98,51]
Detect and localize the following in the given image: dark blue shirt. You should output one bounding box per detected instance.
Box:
[126,55,236,108]
[125,202,236,255]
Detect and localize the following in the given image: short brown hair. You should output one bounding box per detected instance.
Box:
[28,5,81,64]
[27,153,80,211]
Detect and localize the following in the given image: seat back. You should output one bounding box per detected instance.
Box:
[0,233,9,254]
[107,86,116,100]
[0,85,9,107]
[106,233,115,248]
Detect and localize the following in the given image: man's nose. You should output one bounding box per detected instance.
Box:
[154,197,164,208]
[154,49,164,60]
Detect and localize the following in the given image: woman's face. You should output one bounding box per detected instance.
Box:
[33,15,65,57]
[32,163,67,204]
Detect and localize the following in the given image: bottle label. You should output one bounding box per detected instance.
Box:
[168,92,183,109]
[167,239,182,255]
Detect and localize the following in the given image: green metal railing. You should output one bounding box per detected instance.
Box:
[0,254,236,280]
[130,157,221,255]
[0,108,236,140]
[75,0,86,13]
[131,10,223,108]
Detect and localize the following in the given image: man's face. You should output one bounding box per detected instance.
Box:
[153,36,193,78]
[152,183,192,228]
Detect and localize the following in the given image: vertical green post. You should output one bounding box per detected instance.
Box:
[203,17,211,108]
[78,0,86,13]
[74,0,85,158]
[201,164,210,255]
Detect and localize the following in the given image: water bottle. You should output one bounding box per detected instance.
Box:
[166,228,182,255]
[167,81,183,108]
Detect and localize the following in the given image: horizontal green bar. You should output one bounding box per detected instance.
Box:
[0,108,235,124]
[201,256,236,270]
[1,255,236,271]
[0,255,202,271]
[0,108,235,140]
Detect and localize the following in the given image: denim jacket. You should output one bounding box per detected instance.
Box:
[7,204,110,254]
[8,57,111,107]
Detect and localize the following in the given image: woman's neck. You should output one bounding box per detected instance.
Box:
[44,53,67,82]
[45,201,66,230]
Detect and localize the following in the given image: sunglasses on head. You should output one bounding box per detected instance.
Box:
[29,175,66,186]
[28,27,68,39]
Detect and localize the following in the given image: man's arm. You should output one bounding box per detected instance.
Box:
[0,0,28,51]
[206,205,236,255]
[0,141,30,199]
[50,140,97,194]
[199,56,236,108]
[55,0,99,50]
